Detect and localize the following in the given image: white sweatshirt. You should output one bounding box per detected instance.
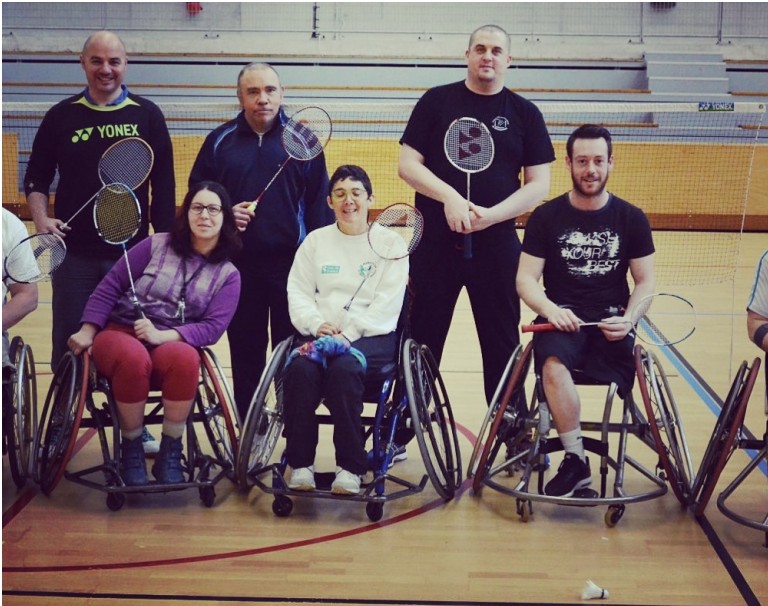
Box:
[287,223,409,343]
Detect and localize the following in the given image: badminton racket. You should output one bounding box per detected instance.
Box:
[444,117,494,261]
[522,292,696,346]
[343,204,423,312]
[93,184,144,319]
[367,203,424,261]
[63,137,154,227]
[3,232,66,284]
[246,106,332,212]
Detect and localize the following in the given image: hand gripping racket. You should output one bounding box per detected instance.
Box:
[64,137,154,228]
[247,106,332,212]
[3,233,66,284]
[93,183,144,319]
[522,293,696,346]
[342,204,424,313]
[444,117,494,261]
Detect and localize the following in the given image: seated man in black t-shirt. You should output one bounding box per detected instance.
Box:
[516,125,656,497]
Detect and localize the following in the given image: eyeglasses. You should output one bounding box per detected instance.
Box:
[189,203,223,216]
[331,188,368,202]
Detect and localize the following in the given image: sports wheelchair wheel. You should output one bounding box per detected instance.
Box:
[467,344,520,480]
[634,345,693,507]
[691,357,760,517]
[470,342,533,495]
[5,337,37,488]
[196,348,238,474]
[403,339,462,500]
[33,351,89,495]
[235,337,293,489]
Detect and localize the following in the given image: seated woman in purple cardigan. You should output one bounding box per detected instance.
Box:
[68,181,241,486]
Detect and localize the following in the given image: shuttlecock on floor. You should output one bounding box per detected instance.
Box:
[581,579,609,600]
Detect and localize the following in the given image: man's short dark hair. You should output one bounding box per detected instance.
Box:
[468,24,511,53]
[328,165,373,197]
[566,124,613,159]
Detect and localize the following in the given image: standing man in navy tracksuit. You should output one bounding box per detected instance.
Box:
[189,62,332,421]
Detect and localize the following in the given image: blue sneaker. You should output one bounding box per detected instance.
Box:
[120,435,148,486]
[151,434,185,484]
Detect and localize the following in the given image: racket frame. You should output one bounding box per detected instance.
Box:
[3,232,67,284]
[247,106,332,212]
[521,292,696,346]
[443,117,495,260]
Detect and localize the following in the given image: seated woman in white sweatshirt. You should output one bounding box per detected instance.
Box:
[283,164,408,495]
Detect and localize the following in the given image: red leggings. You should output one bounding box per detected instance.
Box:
[92,325,200,403]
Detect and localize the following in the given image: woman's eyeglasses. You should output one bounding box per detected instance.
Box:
[189,203,223,216]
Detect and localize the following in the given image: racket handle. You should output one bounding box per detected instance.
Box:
[131,296,145,320]
[521,323,556,333]
[463,234,472,260]
[246,201,257,213]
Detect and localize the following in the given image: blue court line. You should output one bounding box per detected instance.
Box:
[655,345,767,477]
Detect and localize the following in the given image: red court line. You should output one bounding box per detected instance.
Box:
[3,424,477,574]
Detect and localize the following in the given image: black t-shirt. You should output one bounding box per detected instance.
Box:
[400,81,555,247]
[522,193,655,314]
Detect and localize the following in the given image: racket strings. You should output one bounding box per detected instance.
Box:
[445,119,494,172]
[372,205,424,258]
[282,108,331,160]
[5,233,66,283]
[98,138,154,190]
[94,187,141,245]
[632,294,697,346]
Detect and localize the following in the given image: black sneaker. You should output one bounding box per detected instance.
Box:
[544,453,591,497]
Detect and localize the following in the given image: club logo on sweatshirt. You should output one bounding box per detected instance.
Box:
[71,124,140,143]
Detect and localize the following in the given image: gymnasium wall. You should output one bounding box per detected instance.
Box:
[3,2,767,229]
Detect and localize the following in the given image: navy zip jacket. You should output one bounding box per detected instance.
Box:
[189,109,332,258]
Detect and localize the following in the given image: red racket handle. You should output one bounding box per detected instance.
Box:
[521,323,556,333]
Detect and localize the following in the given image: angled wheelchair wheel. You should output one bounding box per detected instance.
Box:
[196,348,239,472]
[5,337,37,488]
[403,339,462,500]
[33,351,89,495]
[235,337,292,489]
[467,344,521,480]
[10,338,37,487]
[470,342,533,495]
[690,357,760,517]
[634,345,694,507]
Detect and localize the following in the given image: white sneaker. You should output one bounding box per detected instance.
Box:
[388,445,408,469]
[141,427,160,455]
[331,467,361,495]
[288,466,315,491]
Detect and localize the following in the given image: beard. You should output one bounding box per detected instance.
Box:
[571,173,609,198]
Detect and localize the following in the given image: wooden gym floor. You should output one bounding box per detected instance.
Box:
[2,231,766,606]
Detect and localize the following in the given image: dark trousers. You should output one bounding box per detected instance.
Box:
[51,252,117,370]
[227,255,295,421]
[409,236,521,405]
[283,332,397,475]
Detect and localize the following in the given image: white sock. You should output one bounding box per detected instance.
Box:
[122,427,143,441]
[162,420,186,439]
[559,428,586,462]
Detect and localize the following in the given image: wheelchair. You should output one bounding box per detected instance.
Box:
[234,333,463,522]
[2,336,38,488]
[689,355,765,545]
[468,341,693,526]
[31,346,238,510]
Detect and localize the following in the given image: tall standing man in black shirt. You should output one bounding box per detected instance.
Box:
[398,24,555,406]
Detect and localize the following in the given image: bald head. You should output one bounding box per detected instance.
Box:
[82,30,126,56]
[80,30,128,105]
